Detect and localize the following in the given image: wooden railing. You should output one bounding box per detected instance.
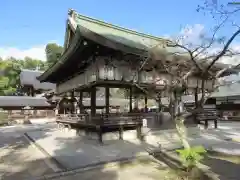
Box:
[222,116,240,121]
[56,112,155,126]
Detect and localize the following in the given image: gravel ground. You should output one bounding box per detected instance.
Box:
[0,135,53,180]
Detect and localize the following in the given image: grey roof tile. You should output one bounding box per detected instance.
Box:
[0,96,51,107]
[20,69,56,90]
[211,82,240,97]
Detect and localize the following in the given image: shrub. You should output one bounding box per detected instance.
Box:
[176,146,207,172]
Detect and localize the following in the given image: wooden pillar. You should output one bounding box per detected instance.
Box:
[129,87,133,112]
[144,95,148,113]
[194,88,198,108]
[79,91,83,113]
[157,92,163,125]
[97,125,103,144]
[70,91,75,114]
[136,123,143,140]
[194,87,199,124]
[134,94,138,109]
[30,87,35,97]
[214,119,218,129]
[204,120,208,129]
[90,87,96,115]
[119,125,123,140]
[105,86,110,114]
[156,92,162,112]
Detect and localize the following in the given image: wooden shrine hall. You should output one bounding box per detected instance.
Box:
[37,9,239,143]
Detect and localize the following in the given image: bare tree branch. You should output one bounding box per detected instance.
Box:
[192,15,230,58]
[206,28,240,72]
[215,62,240,78]
[167,43,203,72]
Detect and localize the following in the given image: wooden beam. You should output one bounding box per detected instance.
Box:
[79,91,83,113]
[129,87,133,112]
[70,91,75,114]
[144,95,148,112]
[90,87,96,115]
[105,87,110,114]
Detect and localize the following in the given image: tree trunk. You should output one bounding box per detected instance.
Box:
[170,89,191,149]
[175,115,190,149]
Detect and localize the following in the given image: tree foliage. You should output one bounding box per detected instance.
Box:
[45,43,63,67]
[0,43,63,96]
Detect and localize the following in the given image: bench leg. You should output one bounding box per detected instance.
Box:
[119,125,123,140]
[97,126,103,144]
[214,119,218,129]
[204,120,208,130]
[136,124,143,141]
[66,124,71,131]
[85,128,89,135]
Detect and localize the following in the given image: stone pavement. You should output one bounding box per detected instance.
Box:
[194,122,240,155]
[53,159,177,180]
[32,156,180,180]
[0,134,53,180]
[26,129,149,170]
[1,120,237,180]
[26,122,240,172]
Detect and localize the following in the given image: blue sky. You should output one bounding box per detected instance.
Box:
[0,0,239,60]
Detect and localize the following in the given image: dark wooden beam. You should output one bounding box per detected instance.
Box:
[70,91,75,114]
[129,87,133,112]
[90,87,96,115]
[144,95,148,112]
[79,91,83,113]
[105,86,110,114]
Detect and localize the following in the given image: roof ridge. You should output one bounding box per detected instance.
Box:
[21,69,44,73]
[74,12,168,43]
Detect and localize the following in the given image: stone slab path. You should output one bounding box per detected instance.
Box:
[27,129,149,170]
[0,135,53,180]
[26,122,240,171]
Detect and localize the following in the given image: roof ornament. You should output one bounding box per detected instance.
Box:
[68,8,77,19]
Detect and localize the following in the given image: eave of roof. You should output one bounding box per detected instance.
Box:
[211,82,240,98]
[37,30,83,82]
[37,11,173,83]
[38,9,240,83]
[0,96,51,107]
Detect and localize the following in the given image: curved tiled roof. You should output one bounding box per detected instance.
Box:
[0,96,51,107]
[38,9,240,83]
[20,69,56,90]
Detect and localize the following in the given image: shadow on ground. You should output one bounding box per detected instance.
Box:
[203,153,240,180]
[1,122,240,180]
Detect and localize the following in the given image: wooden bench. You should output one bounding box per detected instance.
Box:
[196,107,218,129]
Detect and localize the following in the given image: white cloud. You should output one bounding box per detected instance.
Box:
[179,24,205,44]
[0,45,46,61]
[177,24,240,65]
[211,44,240,65]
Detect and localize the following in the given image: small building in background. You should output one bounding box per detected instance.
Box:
[0,96,54,110]
[19,69,56,96]
[211,82,240,119]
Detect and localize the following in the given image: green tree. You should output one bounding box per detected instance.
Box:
[45,43,63,67]
[23,57,44,70]
[1,58,23,95]
[0,42,63,95]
